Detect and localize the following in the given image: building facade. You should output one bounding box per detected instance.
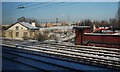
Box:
[73,26,120,48]
[3,22,39,40]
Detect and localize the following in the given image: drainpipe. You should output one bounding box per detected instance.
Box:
[80,29,83,45]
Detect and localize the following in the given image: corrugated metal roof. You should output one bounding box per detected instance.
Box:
[19,22,39,30]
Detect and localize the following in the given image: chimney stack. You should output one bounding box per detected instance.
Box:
[31,22,36,27]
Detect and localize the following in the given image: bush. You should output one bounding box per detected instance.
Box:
[37,33,49,42]
[22,36,29,40]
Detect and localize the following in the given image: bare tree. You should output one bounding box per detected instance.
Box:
[17,17,26,22]
[33,33,49,42]
[22,35,29,40]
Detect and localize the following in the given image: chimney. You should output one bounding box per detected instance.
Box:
[93,24,96,32]
[31,22,36,27]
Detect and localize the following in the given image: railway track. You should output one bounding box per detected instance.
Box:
[2,46,112,71]
[2,45,120,70]
[4,40,118,54]
[2,48,80,71]
[50,43,120,52]
[2,39,120,70]
[2,41,119,56]
[36,44,119,58]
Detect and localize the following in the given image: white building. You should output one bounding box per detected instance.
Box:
[3,22,39,40]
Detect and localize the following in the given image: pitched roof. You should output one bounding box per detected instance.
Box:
[19,22,39,30]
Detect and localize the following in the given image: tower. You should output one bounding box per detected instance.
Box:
[56,18,58,23]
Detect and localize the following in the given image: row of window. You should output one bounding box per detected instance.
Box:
[16,26,23,30]
[16,32,28,37]
[9,32,28,37]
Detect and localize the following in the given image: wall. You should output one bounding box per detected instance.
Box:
[84,34,120,48]
[75,29,81,45]
[8,23,28,30]
[4,23,39,40]
[74,27,90,45]
[74,28,120,48]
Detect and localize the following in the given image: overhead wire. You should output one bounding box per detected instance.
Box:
[3,0,57,12]
[3,2,28,11]
[3,2,78,21]
[4,2,65,15]
[3,2,47,13]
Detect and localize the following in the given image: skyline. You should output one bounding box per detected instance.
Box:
[2,2,118,24]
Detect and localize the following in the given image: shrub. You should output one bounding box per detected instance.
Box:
[22,35,29,40]
[37,33,49,42]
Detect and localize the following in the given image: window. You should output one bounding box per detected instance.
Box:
[16,26,19,30]
[16,32,19,37]
[24,32,28,36]
[9,32,12,37]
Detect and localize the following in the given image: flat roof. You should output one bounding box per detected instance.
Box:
[84,33,120,36]
[73,26,90,30]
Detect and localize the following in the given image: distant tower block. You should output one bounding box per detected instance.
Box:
[56,18,58,23]
[91,20,94,23]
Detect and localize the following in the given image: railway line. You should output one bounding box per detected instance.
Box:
[2,46,112,71]
[2,39,120,70]
[2,39,120,51]
[2,44,120,70]
[50,43,120,52]
[3,50,79,71]
[36,44,119,57]
[28,46,119,61]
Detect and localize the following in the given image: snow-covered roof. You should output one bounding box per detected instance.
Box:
[84,33,120,36]
[40,26,74,30]
[19,22,39,30]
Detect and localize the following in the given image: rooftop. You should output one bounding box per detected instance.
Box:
[19,22,39,30]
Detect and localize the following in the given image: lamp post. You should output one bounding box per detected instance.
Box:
[60,15,70,43]
[60,15,66,34]
[67,16,70,43]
